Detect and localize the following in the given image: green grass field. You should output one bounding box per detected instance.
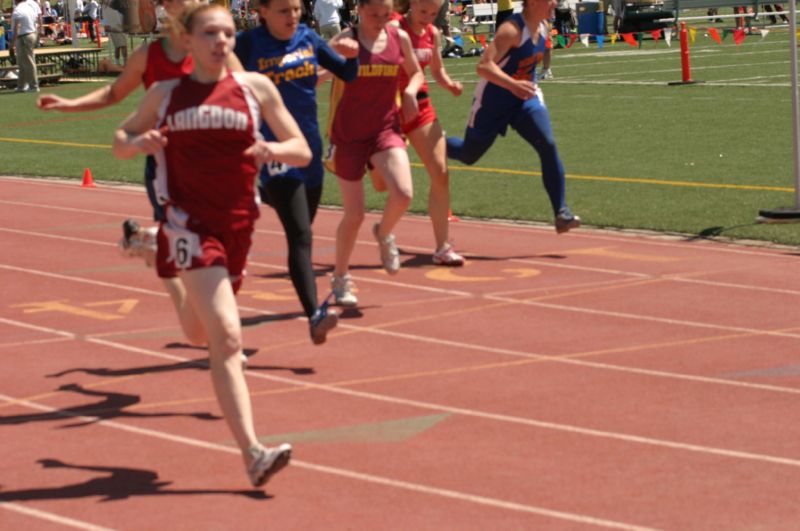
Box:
[2,23,799,245]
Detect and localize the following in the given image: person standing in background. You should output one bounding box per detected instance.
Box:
[83,0,98,40]
[314,0,344,38]
[104,0,128,65]
[11,0,39,92]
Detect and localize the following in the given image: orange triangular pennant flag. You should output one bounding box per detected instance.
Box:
[622,33,638,47]
[651,29,661,41]
[733,28,746,45]
[708,27,722,44]
[477,34,488,48]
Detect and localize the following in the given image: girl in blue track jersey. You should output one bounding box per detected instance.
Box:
[446,0,580,234]
[235,0,359,344]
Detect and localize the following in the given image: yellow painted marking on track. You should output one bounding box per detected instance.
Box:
[425,268,504,282]
[84,299,139,315]
[437,162,795,193]
[11,300,123,321]
[0,137,110,149]
[502,268,541,278]
[563,247,682,263]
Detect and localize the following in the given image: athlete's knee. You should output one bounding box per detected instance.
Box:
[210,321,243,358]
[341,207,365,228]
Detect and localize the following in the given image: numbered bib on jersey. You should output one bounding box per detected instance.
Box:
[266,161,290,177]
[162,223,202,269]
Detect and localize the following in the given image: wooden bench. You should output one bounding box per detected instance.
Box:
[462,1,524,37]
[0,61,62,89]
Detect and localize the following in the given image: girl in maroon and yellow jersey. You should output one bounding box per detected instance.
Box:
[325,0,424,306]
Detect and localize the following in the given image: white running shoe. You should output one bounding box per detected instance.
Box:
[247,443,292,487]
[537,68,553,81]
[372,223,400,275]
[119,219,157,259]
[331,274,358,307]
[432,243,465,266]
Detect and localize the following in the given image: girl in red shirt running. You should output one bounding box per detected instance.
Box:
[392,0,465,266]
[113,3,310,488]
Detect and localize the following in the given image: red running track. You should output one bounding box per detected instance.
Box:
[2,176,800,530]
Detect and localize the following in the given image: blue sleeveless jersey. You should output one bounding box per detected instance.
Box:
[235,24,357,187]
[468,15,548,137]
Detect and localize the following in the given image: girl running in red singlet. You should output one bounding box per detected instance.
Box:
[391,0,466,267]
[37,0,242,354]
[325,0,424,306]
[113,3,311,488]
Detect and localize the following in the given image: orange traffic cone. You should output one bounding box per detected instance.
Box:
[447,209,459,222]
[81,168,96,188]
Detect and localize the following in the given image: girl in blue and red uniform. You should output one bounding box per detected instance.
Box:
[446,0,580,234]
[325,0,424,306]
[235,0,360,344]
[113,3,311,488]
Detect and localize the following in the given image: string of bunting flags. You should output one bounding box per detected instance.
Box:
[457,27,775,50]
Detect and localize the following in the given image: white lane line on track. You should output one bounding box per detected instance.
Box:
[0,392,655,530]
[4,312,800,470]
[2,178,799,260]
[4,258,800,397]
[0,502,116,531]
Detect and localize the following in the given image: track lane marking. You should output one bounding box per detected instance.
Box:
[0,392,655,530]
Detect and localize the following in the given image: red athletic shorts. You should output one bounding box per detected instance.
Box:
[326,126,407,182]
[156,206,253,294]
[400,96,437,135]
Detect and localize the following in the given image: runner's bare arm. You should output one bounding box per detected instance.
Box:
[112,80,174,159]
[241,72,312,168]
[429,27,462,97]
[37,43,150,112]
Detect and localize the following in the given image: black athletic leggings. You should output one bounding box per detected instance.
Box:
[259,179,323,318]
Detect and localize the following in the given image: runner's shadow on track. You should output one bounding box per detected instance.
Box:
[241,312,305,326]
[397,250,543,268]
[0,383,221,427]
[0,459,268,502]
[48,353,316,377]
